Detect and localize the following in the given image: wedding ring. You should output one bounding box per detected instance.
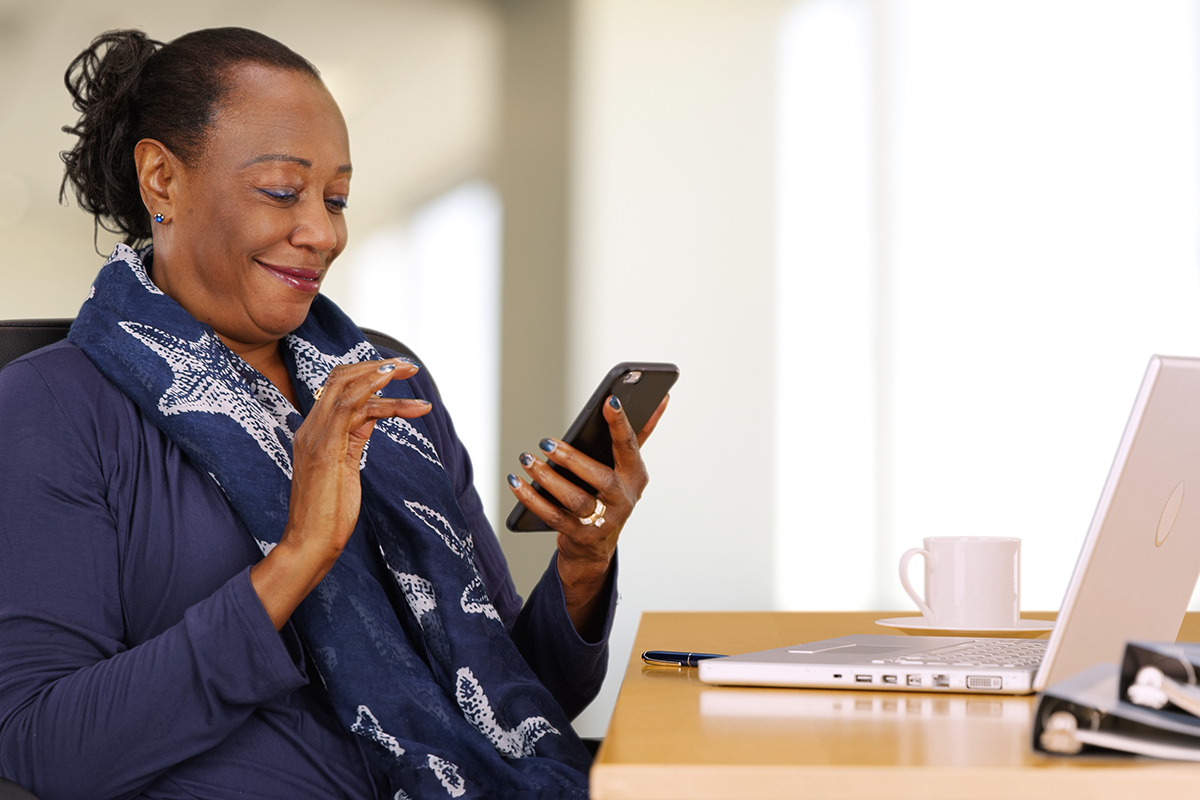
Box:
[579,498,606,528]
[313,385,325,402]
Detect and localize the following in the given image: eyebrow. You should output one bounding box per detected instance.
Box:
[240,153,352,174]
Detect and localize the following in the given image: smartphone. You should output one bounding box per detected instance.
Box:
[505,361,679,532]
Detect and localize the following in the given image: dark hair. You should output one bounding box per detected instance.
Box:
[60,27,321,246]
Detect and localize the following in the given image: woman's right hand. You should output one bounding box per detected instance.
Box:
[249,358,432,629]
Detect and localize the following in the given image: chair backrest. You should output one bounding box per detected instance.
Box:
[0,319,72,372]
[0,777,39,800]
[0,320,433,395]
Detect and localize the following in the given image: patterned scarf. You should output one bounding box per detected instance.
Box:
[69,244,590,798]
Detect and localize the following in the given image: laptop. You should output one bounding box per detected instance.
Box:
[700,355,1200,695]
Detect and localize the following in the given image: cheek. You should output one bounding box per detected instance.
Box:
[231,212,293,259]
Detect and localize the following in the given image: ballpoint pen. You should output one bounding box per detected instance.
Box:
[641,650,727,667]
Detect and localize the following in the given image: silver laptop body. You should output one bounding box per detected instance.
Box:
[700,355,1200,695]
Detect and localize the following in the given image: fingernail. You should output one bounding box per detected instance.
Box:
[519,452,535,468]
[507,473,521,489]
[378,363,397,374]
[539,438,557,453]
[396,356,415,365]
[608,395,622,411]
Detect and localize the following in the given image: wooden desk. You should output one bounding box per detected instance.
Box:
[590,611,1200,799]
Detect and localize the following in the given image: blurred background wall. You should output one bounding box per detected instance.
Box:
[5,0,1200,738]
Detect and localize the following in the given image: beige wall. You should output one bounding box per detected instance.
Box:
[566,0,789,736]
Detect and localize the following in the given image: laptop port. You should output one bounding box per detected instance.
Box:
[906,674,922,687]
[882,674,898,684]
[855,674,873,683]
[966,675,1003,690]
[932,674,950,688]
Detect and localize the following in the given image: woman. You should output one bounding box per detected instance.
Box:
[0,27,666,799]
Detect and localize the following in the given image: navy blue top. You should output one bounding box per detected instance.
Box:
[0,340,614,800]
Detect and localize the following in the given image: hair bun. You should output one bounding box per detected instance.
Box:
[60,30,162,245]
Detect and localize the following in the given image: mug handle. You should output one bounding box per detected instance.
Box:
[899,547,936,621]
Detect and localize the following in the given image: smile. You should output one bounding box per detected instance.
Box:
[256,260,323,294]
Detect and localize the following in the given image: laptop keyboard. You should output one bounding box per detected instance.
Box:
[872,639,1047,669]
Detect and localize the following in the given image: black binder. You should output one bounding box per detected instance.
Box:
[1119,640,1200,717]
[1032,663,1200,759]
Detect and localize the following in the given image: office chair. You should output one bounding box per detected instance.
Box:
[0,779,36,800]
[0,319,74,372]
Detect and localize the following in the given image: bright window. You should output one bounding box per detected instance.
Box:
[776,0,1200,611]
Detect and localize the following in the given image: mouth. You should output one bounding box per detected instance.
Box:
[256,260,324,294]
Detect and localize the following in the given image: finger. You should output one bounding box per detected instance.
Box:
[308,363,430,447]
[506,471,608,536]
[314,359,418,417]
[636,394,670,448]
[343,397,433,446]
[314,357,419,399]
[362,396,434,419]
[601,396,649,484]
[517,450,607,522]
[533,437,625,507]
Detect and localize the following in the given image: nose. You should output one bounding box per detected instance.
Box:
[290,195,340,253]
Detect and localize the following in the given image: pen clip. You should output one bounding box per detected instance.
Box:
[642,654,684,666]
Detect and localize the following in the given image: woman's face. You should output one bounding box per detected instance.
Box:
[150,63,352,351]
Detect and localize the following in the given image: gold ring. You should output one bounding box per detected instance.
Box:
[579,498,606,528]
[313,385,325,402]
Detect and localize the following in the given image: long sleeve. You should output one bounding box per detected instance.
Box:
[508,553,616,719]
[0,345,382,799]
[404,366,617,719]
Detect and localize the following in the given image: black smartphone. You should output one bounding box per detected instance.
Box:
[505,361,679,532]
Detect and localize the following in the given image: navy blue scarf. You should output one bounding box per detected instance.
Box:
[70,244,590,798]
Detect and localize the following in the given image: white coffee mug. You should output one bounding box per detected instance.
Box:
[898,536,1021,628]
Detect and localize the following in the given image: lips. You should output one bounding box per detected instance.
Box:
[256,260,323,293]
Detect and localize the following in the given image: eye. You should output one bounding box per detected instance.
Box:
[326,196,349,213]
[260,189,297,203]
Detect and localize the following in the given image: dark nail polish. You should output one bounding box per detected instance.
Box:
[609,395,622,411]
[377,363,397,374]
[519,452,535,468]
[539,438,557,453]
[507,473,521,488]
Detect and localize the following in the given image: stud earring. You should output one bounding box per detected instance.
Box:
[153,213,165,224]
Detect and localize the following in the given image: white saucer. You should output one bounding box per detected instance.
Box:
[874,616,1054,638]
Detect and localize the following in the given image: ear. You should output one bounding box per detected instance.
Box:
[134,139,181,223]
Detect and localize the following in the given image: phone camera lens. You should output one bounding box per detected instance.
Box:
[623,371,642,384]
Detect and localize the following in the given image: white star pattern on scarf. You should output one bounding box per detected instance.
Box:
[454,667,559,759]
[460,578,501,621]
[106,242,163,296]
[377,417,442,467]
[288,334,378,396]
[351,705,406,758]
[391,569,438,624]
[404,501,475,564]
[120,322,295,477]
[245,371,300,443]
[427,754,466,797]
[287,335,442,468]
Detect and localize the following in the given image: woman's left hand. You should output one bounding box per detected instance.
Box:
[507,394,669,636]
